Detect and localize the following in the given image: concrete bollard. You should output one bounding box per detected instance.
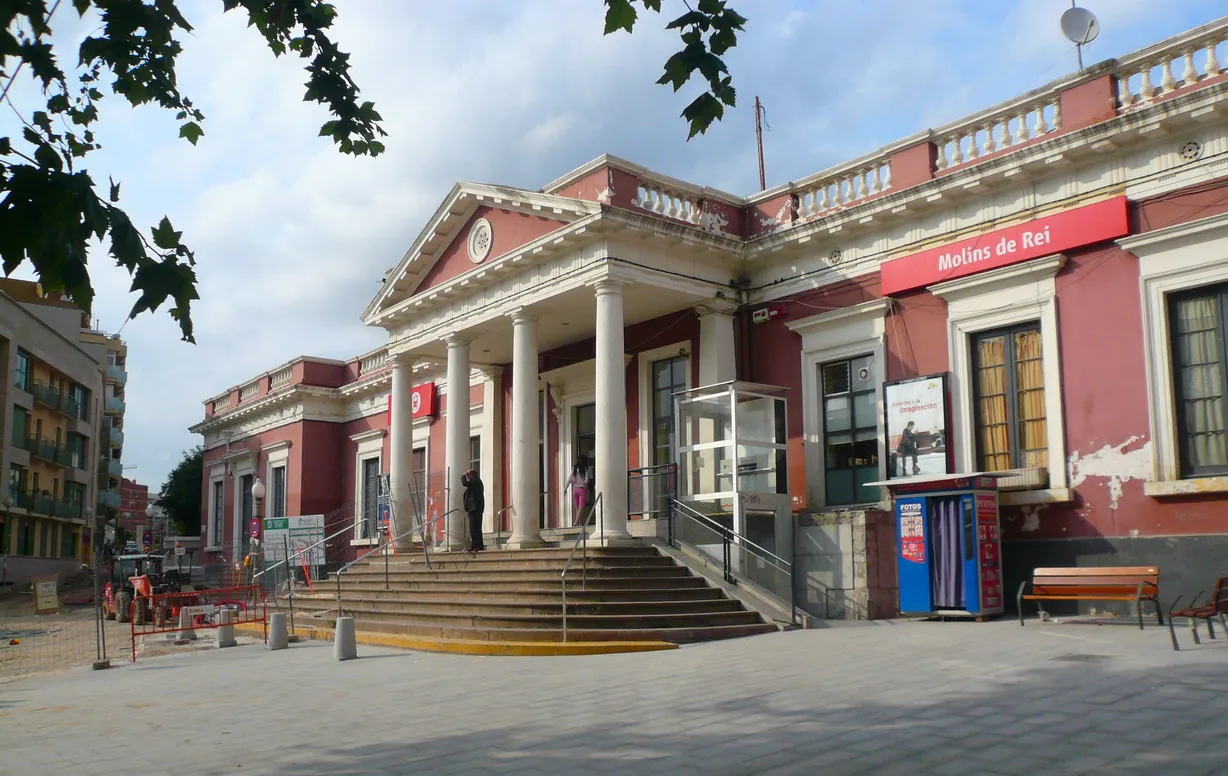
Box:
[268,611,289,651]
[174,608,197,644]
[333,616,357,661]
[217,608,237,649]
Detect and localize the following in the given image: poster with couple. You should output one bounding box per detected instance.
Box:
[884,373,951,480]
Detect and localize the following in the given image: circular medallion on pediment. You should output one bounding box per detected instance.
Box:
[468,218,493,263]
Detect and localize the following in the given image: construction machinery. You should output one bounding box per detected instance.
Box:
[103,553,197,624]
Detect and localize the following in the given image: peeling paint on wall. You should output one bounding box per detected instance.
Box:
[597,169,615,204]
[1068,436,1153,510]
[1020,506,1041,533]
[699,209,729,235]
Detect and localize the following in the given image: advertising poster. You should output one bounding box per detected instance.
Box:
[975,493,1003,611]
[899,501,926,564]
[884,374,950,479]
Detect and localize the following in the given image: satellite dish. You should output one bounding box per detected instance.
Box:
[1061,6,1100,45]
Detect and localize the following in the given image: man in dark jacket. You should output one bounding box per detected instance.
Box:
[462,469,485,552]
[898,421,920,476]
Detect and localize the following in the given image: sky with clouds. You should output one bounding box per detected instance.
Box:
[4,0,1225,490]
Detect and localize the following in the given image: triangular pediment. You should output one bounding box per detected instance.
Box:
[362,183,600,326]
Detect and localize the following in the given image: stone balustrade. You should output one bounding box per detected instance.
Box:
[213,394,233,411]
[359,350,388,376]
[796,159,892,219]
[269,367,293,390]
[934,96,1060,172]
[632,182,705,224]
[1116,28,1227,110]
[239,380,261,403]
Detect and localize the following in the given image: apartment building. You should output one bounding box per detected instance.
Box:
[0,282,106,584]
[79,326,127,531]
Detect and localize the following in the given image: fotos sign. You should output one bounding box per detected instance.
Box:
[880,196,1129,294]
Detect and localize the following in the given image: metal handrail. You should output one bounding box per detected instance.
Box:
[419,508,463,570]
[560,491,601,643]
[333,517,442,619]
[670,499,797,624]
[252,521,354,581]
[672,500,792,571]
[494,505,515,541]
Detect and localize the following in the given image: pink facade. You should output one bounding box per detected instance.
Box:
[194,22,1228,611]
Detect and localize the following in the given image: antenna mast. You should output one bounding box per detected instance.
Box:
[754,96,766,192]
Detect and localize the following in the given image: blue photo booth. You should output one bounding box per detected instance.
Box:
[870,474,1006,619]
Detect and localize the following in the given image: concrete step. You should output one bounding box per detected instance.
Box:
[336,604,764,631]
[328,585,727,602]
[352,617,777,645]
[354,546,661,562]
[348,555,680,572]
[339,567,695,583]
[335,597,746,617]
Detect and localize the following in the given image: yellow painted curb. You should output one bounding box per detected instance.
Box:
[234,622,677,656]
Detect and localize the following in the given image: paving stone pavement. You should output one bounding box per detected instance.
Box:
[1,618,1225,775]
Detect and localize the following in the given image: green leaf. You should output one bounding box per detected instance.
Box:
[109,177,120,203]
[682,92,724,139]
[604,0,638,34]
[0,137,9,156]
[178,121,203,145]
[151,216,183,250]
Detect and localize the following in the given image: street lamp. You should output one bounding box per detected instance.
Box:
[250,478,265,585]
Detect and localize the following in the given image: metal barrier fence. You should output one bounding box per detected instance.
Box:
[129,585,266,662]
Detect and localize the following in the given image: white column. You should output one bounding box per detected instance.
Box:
[388,354,415,548]
[592,280,632,544]
[445,335,470,550]
[696,298,740,387]
[480,369,503,536]
[508,311,544,548]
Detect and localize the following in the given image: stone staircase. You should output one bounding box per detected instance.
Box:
[317,546,778,644]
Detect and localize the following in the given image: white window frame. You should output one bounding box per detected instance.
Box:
[1121,211,1228,496]
[351,429,386,545]
[636,341,692,472]
[263,441,290,518]
[932,254,1070,506]
[206,465,225,551]
[786,298,890,510]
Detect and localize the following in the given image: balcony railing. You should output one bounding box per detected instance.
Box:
[109,427,124,448]
[104,396,126,414]
[99,456,122,478]
[31,380,81,419]
[105,363,128,384]
[29,436,67,466]
[98,489,120,510]
[18,489,84,521]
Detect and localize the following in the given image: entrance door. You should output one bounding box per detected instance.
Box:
[569,403,596,525]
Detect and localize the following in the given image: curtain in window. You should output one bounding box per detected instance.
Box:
[1014,329,1048,468]
[975,336,1011,471]
[1174,295,1227,471]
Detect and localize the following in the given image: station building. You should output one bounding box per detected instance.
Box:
[193,19,1228,618]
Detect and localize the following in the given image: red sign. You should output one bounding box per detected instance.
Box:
[880,196,1129,295]
[975,493,1002,610]
[411,382,436,418]
[386,382,438,424]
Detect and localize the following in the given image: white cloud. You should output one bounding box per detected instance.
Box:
[1,0,1223,489]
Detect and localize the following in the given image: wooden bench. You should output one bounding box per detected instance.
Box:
[1017,566,1162,629]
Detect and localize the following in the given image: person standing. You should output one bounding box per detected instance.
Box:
[898,421,921,476]
[462,469,485,553]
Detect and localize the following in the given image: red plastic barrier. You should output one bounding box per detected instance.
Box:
[129,585,267,662]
